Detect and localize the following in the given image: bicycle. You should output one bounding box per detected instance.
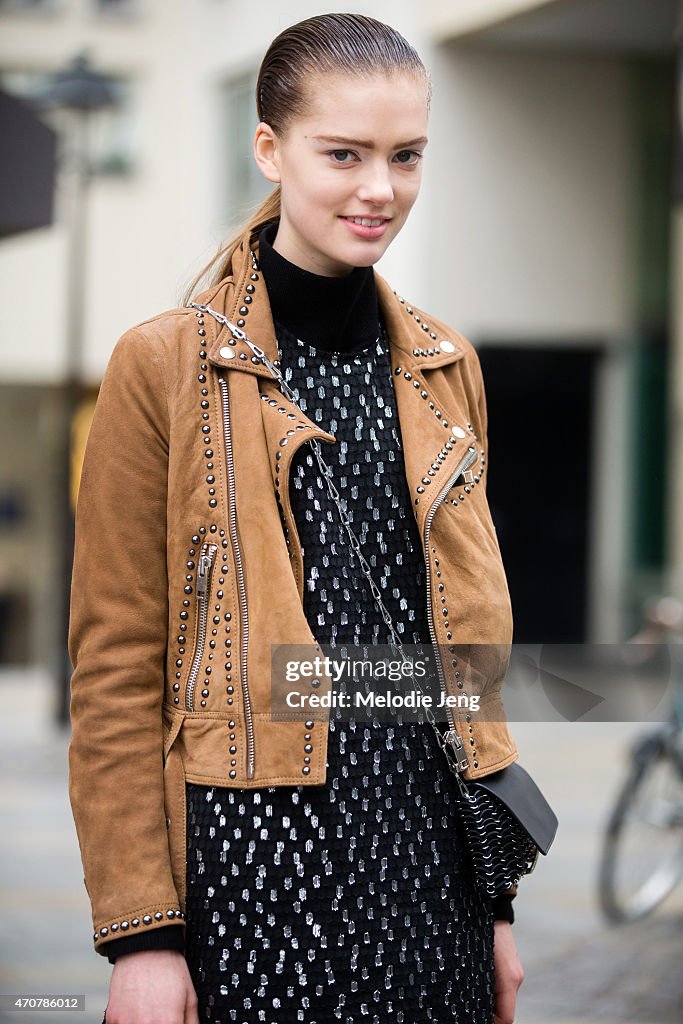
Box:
[597,595,683,924]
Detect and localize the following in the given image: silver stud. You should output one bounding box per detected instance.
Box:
[143,915,152,925]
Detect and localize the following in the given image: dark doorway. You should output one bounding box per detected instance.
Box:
[478,345,602,643]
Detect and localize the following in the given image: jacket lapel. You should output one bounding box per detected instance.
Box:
[198,227,475,540]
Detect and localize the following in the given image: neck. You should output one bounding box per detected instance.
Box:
[256,220,381,353]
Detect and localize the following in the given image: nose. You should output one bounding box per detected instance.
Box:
[355,159,395,206]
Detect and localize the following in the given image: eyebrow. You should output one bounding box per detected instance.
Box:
[312,134,428,149]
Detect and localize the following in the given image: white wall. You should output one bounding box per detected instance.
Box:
[428,0,558,41]
[422,44,636,342]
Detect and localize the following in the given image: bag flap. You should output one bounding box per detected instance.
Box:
[473,761,559,855]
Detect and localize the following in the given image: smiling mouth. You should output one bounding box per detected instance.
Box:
[340,216,390,227]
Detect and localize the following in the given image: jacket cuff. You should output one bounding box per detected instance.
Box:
[102,924,185,963]
[491,894,515,924]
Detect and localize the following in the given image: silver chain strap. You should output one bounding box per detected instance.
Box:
[190,298,472,793]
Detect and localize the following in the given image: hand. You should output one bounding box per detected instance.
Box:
[104,949,199,1024]
[493,920,524,1024]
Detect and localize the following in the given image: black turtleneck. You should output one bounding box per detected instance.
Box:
[256,220,381,354]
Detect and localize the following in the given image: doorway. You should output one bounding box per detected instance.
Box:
[478,344,602,643]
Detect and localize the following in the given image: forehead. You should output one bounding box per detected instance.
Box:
[296,71,429,137]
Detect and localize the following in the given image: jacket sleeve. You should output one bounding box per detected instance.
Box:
[67,325,184,958]
[472,346,489,495]
[104,924,185,963]
[491,892,516,923]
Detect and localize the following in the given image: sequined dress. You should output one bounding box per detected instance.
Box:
[182,301,498,1022]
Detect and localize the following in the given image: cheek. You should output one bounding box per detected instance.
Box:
[293,173,340,212]
[397,177,421,211]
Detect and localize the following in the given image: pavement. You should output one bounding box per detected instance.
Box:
[0,667,681,1024]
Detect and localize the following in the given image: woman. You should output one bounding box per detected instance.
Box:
[68,13,525,1024]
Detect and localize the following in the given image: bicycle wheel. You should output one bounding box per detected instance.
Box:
[598,727,683,923]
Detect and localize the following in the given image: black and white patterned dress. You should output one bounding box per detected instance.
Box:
[183,292,498,1023]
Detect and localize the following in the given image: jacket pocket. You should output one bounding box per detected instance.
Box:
[185,542,218,711]
[163,708,186,764]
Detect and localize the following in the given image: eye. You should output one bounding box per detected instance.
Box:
[395,150,423,166]
[328,149,356,164]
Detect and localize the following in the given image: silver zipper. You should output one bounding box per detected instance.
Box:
[218,374,255,779]
[423,444,479,748]
[185,542,218,712]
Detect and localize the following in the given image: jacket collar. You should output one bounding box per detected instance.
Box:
[191,223,466,377]
[191,222,478,549]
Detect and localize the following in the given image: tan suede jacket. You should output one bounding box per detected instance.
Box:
[68,223,518,957]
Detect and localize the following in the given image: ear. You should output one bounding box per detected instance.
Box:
[253,122,281,184]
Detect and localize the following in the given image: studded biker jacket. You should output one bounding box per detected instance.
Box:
[67,223,518,956]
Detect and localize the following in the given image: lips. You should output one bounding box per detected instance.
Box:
[339,216,391,241]
[340,216,390,226]
[339,215,392,241]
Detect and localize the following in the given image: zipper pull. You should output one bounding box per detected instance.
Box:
[197,545,216,598]
[459,446,477,477]
[443,728,470,773]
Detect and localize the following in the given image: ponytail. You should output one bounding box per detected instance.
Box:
[181,186,280,306]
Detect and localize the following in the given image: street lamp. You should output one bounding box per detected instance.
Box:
[34,53,120,726]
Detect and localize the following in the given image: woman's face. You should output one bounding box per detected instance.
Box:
[254,71,429,277]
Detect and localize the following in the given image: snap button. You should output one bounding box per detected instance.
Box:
[440,340,455,353]
[453,426,467,438]
[220,346,236,359]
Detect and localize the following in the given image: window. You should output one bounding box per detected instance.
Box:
[93,0,139,17]
[0,0,63,12]
[87,77,137,175]
[221,71,271,224]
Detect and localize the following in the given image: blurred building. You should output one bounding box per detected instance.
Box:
[0,0,680,679]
